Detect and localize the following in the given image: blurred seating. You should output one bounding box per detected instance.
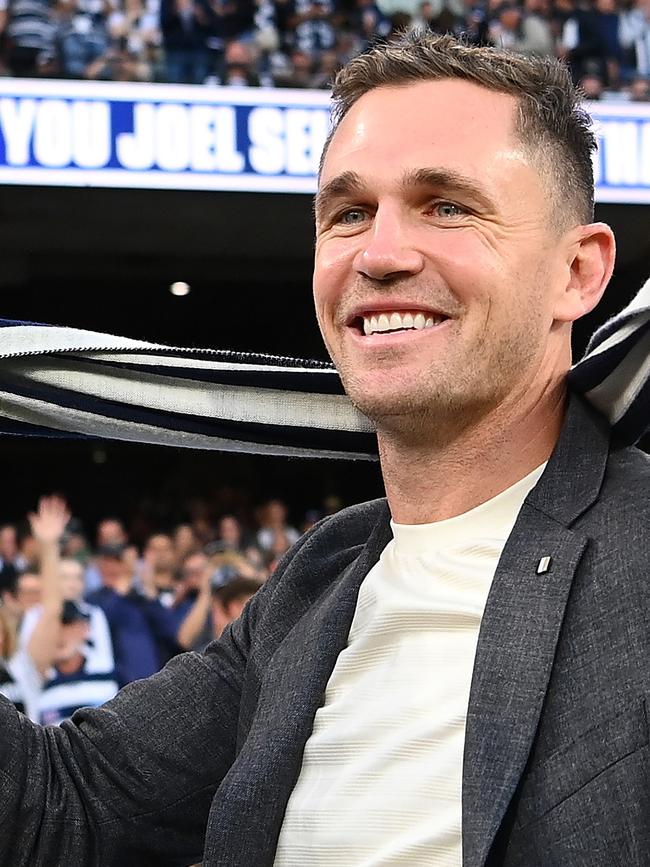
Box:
[0,0,647,98]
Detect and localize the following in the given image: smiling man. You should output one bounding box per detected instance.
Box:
[1,33,649,867]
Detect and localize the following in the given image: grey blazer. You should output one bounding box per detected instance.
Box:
[1,394,649,867]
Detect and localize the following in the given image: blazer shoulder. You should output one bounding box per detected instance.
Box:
[581,444,650,562]
[307,497,390,546]
[267,496,390,585]
[602,444,650,510]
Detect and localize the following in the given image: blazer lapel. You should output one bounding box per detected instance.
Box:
[462,395,612,867]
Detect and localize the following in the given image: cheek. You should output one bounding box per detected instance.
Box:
[427,231,501,297]
[313,238,356,311]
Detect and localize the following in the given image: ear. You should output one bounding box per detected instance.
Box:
[553,222,616,323]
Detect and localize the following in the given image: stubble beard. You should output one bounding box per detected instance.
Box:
[337,318,543,450]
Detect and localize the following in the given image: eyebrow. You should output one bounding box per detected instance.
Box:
[313,171,364,224]
[404,168,496,212]
[313,167,496,224]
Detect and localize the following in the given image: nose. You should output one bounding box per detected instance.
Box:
[353,206,425,282]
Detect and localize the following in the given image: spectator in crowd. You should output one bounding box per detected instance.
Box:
[218,36,261,83]
[96,516,129,548]
[88,538,222,684]
[273,45,314,85]
[264,529,293,573]
[172,522,199,563]
[0,496,75,722]
[255,498,300,553]
[489,0,555,55]
[579,69,605,96]
[83,35,150,78]
[160,0,214,83]
[209,0,255,43]
[620,0,650,76]
[310,45,338,86]
[140,532,177,604]
[561,0,626,86]
[0,523,27,581]
[287,0,336,57]
[0,569,42,623]
[169,548,213,650]
[0,0,57,76]
[210,573,262,638]
[628,73,650,97]
[56,0,114,77]
[0,0,648,99]
[518,0,555,54]
[61,522,92,564]
[84,516,134,594]
[86,543,164,685]
[0,604,41,721]
[410,0,466,37]
[38,599,119,725]
[350,0,391,49]
[210,513,265,571]
[488,2,524,49]
[20,557,116,699]
[107,0,162,79]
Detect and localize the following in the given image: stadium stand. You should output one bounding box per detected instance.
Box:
[0,0,647,97]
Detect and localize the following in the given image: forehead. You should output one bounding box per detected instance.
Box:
[320,79,527,191]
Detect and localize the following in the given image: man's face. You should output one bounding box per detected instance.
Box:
[97,519,126,547]
[0,526,17,560]
[16,573,42,611]
[97,555,123,587]
[182,553,208,591]
[145,534,175,570]
[218,516,241,546]
[314,80,573,434]
[54,620,90,663]
[60,559,84,601]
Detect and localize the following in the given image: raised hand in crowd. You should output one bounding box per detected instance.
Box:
[25,496,71,677]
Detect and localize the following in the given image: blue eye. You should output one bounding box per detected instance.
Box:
[433,202,464,218]
[339,209,367,225]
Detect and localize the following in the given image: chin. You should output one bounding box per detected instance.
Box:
[346,385,437,425]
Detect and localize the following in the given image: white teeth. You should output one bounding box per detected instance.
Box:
[361,310,443,335]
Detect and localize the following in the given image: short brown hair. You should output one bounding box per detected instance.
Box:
[323,32,596,226]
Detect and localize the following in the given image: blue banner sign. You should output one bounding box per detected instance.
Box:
[590,101,650,203]
[0,79,648,203]
[0,79,331,193]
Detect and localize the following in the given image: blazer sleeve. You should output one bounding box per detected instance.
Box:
[0,580,261,867]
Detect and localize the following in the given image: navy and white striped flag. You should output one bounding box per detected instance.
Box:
[0,278,647,459]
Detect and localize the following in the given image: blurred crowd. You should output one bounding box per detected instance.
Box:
[0,492,339,725]
[0,0,648,98]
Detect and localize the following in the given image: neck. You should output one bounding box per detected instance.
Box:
[378,376,567,524]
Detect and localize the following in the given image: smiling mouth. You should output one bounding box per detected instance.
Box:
[350,310,448,336]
